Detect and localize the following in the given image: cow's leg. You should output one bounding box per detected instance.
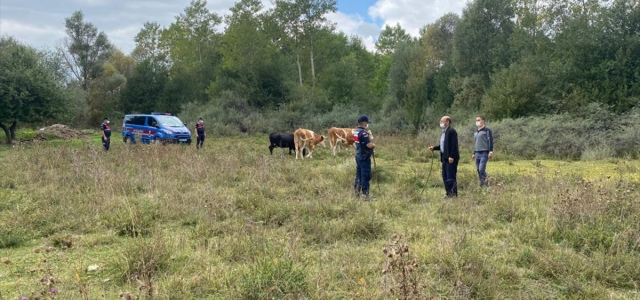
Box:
[269,144,275,155]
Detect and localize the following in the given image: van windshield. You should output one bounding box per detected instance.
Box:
[156,116,185,127]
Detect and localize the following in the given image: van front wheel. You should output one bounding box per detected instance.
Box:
[125,136,133,144]
[154,137,162,145]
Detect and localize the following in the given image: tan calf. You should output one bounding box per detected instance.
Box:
[327,127,373,156]
[294,128,326,159]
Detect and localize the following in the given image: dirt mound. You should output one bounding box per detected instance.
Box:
[34,124,87,141]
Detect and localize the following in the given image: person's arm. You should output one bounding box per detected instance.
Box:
[194,125,199,137]
[101,124,106,140]
[449,129,459,163]
[488,128,494,158]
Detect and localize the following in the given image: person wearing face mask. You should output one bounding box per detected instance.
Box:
[473,115,493,187]
[429,116,459,198]
[354,115,376,201]
[101,117,111,151]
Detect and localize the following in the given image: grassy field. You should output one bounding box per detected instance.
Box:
[1,134,639,299]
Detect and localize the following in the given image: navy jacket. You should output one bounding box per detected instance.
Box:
[433,127,459,163]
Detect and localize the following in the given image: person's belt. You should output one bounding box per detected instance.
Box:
[474,150,489,153]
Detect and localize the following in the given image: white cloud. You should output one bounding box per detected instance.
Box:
[369,0,466,36]
[0,19,66,49]
[327,11,380,51]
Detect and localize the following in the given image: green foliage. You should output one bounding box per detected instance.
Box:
[121,59,171,114]
[375,23,412,55]
[482,61,545,119]
[62,10,114,91]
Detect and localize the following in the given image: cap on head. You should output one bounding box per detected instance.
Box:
[357,115,370,123]
[199,117,203,121]
[104,117,110,121]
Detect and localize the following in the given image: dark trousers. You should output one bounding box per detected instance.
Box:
[102,136,110,151]
[196,135,205,149]
[354,157,372,196]
[441,160,458,197]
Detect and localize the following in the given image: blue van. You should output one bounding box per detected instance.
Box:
[122,113,192,144]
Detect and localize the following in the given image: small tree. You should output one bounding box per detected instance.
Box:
[0,37,65,144]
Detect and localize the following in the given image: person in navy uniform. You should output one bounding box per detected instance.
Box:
[429,116,460,198]
[195,118,205,149]
[101,117,111,151]
[353,115,376,201]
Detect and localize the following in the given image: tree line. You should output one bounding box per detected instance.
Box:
[1,0,639,143]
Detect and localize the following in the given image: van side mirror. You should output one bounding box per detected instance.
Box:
[184,123,187,126]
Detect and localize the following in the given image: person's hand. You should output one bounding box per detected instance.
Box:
[428,146,434,151]
[488,152,493,159]
[472,154,475,160]
[448,157,454,164]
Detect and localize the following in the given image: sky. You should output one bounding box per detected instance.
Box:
[0,0,467,53]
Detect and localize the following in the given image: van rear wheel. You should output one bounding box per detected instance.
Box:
[125,136,133,144]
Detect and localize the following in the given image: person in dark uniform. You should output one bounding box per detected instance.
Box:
[429,116,459,198]
[353,115,376,201]
[101,117,111,151]
[195,118,205,149]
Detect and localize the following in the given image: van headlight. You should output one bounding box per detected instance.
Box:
[162,129,173,135]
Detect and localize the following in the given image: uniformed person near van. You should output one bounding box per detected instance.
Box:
[353,115,376,201]
[195,118,205,149]
[101,117,111,151]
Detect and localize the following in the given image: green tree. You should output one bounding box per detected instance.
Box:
[0,38,65,144]
[214,0,283,106]
[375,23,412,56]
[272,0,337,87]
[61,10,114,91]
[132,22,167,64]
[120,59,170,114]
[161,0,222,104]
[452,0,515,79]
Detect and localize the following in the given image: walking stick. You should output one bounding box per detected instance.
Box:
[372,152,380,191]
[420,149,435,195]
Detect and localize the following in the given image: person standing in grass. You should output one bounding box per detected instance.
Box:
[101,117,111,151]
[429,116,459,198]
[473,115,493,187]
[195,118,205,150]
[354,115,376,201]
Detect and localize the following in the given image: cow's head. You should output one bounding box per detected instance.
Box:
[316,134,327,147]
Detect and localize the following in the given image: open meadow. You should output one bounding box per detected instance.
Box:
[1,134,640,299]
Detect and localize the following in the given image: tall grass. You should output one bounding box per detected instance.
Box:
[0,135,639,299]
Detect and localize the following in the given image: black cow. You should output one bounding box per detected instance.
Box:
[269,133,306,155]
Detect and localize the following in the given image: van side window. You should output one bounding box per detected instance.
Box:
[124,116,134,124]
[132,116,147,126]
[149,117,158,127]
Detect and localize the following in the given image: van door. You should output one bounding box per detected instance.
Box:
[131,116,147,143]
[147,117,160,142]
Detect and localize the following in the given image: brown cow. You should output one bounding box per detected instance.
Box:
[327,127,373,156]
[294,128,326,159]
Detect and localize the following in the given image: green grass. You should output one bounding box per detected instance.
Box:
[1,134,639,299]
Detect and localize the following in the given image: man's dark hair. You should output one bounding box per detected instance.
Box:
[477,115,486,121]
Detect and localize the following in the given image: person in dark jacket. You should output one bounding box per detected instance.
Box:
[101,117,111,151]
[195,118,205,149]
[353,115,376,201]
[429,116,459,198]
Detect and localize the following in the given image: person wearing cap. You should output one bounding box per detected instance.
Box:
[101,117,111,151]
[195,118,206,149]
[353,115,376,201]
[429,116,459,198]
